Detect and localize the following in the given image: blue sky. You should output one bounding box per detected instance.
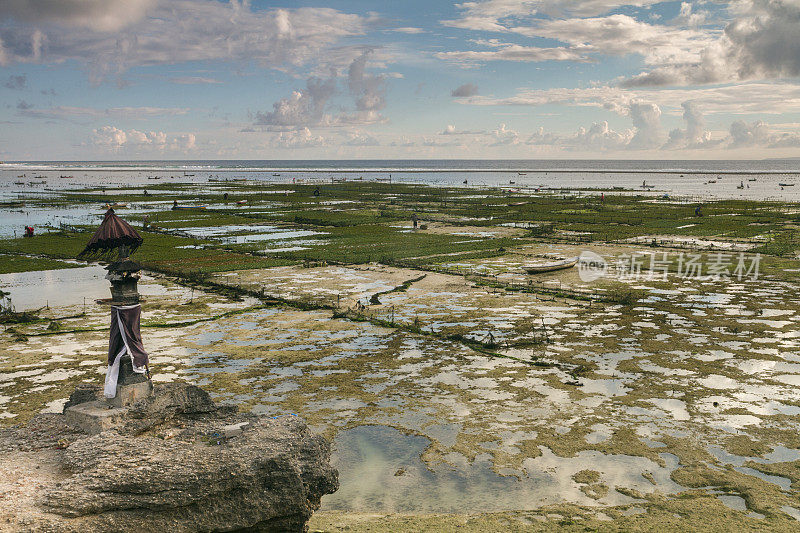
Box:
[1,0,800,159]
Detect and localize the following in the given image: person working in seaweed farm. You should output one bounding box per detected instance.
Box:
[695,205,703,217]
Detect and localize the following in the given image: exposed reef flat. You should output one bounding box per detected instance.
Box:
[0,382,338,532]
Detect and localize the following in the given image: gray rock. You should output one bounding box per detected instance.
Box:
[0,383,338,532]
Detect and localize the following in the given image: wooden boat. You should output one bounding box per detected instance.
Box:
[524,256,579,274]
[779,183,795,187]
[172,204,207,210]
[748,178,757,182]
[236,199,247,205]
[103,202,128,209]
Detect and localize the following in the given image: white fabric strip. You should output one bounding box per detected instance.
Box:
[103,304,145,399]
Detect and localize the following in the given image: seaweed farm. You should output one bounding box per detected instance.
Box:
[3,174,800,530]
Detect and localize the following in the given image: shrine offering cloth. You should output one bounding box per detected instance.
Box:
[104,304,149,398]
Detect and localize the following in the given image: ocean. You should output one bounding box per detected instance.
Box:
[2,159,800,201]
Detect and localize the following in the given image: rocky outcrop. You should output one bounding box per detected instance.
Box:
[0,383,338,532]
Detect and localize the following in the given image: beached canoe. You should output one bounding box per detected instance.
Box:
[172,204,207,210]
[524,256,579,274]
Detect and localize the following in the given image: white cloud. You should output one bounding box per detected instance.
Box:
[525,126,559,145]
[436,40,589,64]
[672,2,706,28]
[92,125,194,152]
[460,82,800,116]
[18,105,189,121]
[513,15,714,67]
[440,124,484,135]
[344,131,379,146]
[0,2,370,82]
[254,76,337,129]
[624,0,800,86]
[390,27,425,34]
[254,51,387,130]
[627,102,664,149]
[443,0,664,30]
[169,76,222,85]
[0,0,156,32]
[273,127,326,148]
[92,126,127,148]
[663,101,720,150]
[345,50,387,125]
[565,121,633,151]
[489,123,519,145]
[173,133,196,151]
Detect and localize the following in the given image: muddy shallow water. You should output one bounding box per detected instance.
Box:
[3,245,800,522]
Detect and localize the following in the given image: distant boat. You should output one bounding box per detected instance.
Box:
[779,183,795,187]
[103,202,127,209]
[236,199,247,205]
[524,256,579,274]
[172,204,207,210]
[748,178,757,182]
[59,175,73,179]
[272,173,280,177]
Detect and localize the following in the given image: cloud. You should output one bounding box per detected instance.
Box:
[729,119,770,148]
[436,40,589,65]
[18,105,189,120]
[515,15,713,67]
[389,27,425,34]
[169,76,222,85]
[768,133,800,148]
[444,0,663,26]
[451,83,479,97]
[16,99,33,110]
[254,75,337,129]
[174,133,196,151]
[345,50,387,125]
[624,0,800,86]
[565,121,632,151]
[626,102,663,149]
[663,101,722,149]
[128,129,167,145]
[525,126,559,145]
[0,0,156,32]
[459,82,800,116]
[273,127,326,148]
[489,123,519,146]
[92,125,127,148]
[0,2,370,82]
[3,74,26,89]
[344,131,379,146]
[389,136,416,147]
[672,2,706,28]
[254,51,387,130]
[440,124,484,135]
[92,124,195,151]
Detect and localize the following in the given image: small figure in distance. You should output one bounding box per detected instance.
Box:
[695,205,703,217]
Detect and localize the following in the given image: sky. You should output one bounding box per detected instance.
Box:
[1,0,800,160]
